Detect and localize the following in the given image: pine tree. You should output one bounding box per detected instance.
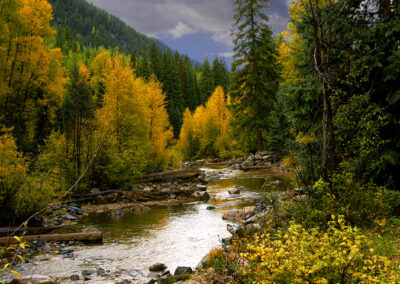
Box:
[212,57,230,94]
[199,56,215,104]
[230,0,280,151]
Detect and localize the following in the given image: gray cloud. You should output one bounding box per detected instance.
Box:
[87,0,289,47]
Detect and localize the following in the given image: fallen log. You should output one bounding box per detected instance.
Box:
[0,224,73,236]
[140,168,203,182]
[242,165,272,171]
[71,189,119,198]
[0,231,103,245]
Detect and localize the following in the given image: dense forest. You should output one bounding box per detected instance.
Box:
[1,0,400,282]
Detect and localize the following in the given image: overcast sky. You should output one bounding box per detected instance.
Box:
[87,0,290,65]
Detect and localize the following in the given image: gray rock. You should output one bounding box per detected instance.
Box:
[148,272,161,279]
[174,266,193,276]
[206,206,216,210]
[193,191,210,200]
[59,248,73,254]
[64,214,77,221]
[69,274,80,281]
[149,263,167,272]
[97,267,106,275]
[82,269,95,276]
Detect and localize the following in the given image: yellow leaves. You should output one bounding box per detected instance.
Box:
[178,86,236,159]
[295,132,316,144]
[236,218,399,283]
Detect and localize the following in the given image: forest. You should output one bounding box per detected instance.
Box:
[1,0,400,282]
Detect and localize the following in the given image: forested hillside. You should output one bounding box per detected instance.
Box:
[49,0,168,55]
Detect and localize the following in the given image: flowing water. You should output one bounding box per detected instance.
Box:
[16,168,294,283]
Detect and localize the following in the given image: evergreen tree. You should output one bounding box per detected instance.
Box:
[199,56,215,104]
[161,49,185,138]
[212,57,230,94]
[230,0,280,151]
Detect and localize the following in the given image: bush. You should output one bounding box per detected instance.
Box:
[239,217,399,283]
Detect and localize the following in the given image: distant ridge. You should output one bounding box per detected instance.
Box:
[49,0,169,55]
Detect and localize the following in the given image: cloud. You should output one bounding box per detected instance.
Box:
[88,0,288,42]
[163,22,197,39]
[217,51,235,58]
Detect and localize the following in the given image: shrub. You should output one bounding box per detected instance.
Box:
[239,217,399,283]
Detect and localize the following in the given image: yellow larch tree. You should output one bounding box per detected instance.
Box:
[145,75,173,170]
[95,53,150,185]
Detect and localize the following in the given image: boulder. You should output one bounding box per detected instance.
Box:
[174,266,193,276]
[222,206,255,222]
[149,263,167,272]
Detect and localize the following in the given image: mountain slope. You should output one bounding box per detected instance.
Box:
[49,0,168,55]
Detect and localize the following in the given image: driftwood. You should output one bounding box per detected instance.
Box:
[0,231,103,245]
[0,224,73,236]
[242,165,272,171]
[140,168,203,182]
[71,190,119,199]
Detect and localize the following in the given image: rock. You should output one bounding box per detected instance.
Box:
[227,224,235,235]
[271,180,281,185]
[242,156,254,167]
[160,188,170,193]
[149,263,167,272]
[156,277,172,284]
[222,206,255,222]
[110,209,125,217]
[222,237,231,245]
[236,223,262,236]
[58,248,73,254]
[293,187,305,195]
[196,184,207,191]
[143,186,152,192]
[206,206,216,210]
[184,280,202,284]
[11,275,55,284]
[147,280,157,284]
[174,266,193,276]
[97,267,106,275]
[82,269,95,276]
[83,276,92,281]
[148,272,161,279]
[193,191,210,200]
[228,187,240,194]
[70,274,80,281]
[64,214,77,221]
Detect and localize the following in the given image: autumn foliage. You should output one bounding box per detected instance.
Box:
[178,86,238,159]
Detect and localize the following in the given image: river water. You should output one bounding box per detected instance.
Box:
[16,167,294,283]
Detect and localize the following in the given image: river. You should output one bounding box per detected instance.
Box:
[16,167,294,283]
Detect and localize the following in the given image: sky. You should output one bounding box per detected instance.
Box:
[87,0,290,66]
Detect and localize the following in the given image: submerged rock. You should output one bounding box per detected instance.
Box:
[206,206,216,210]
